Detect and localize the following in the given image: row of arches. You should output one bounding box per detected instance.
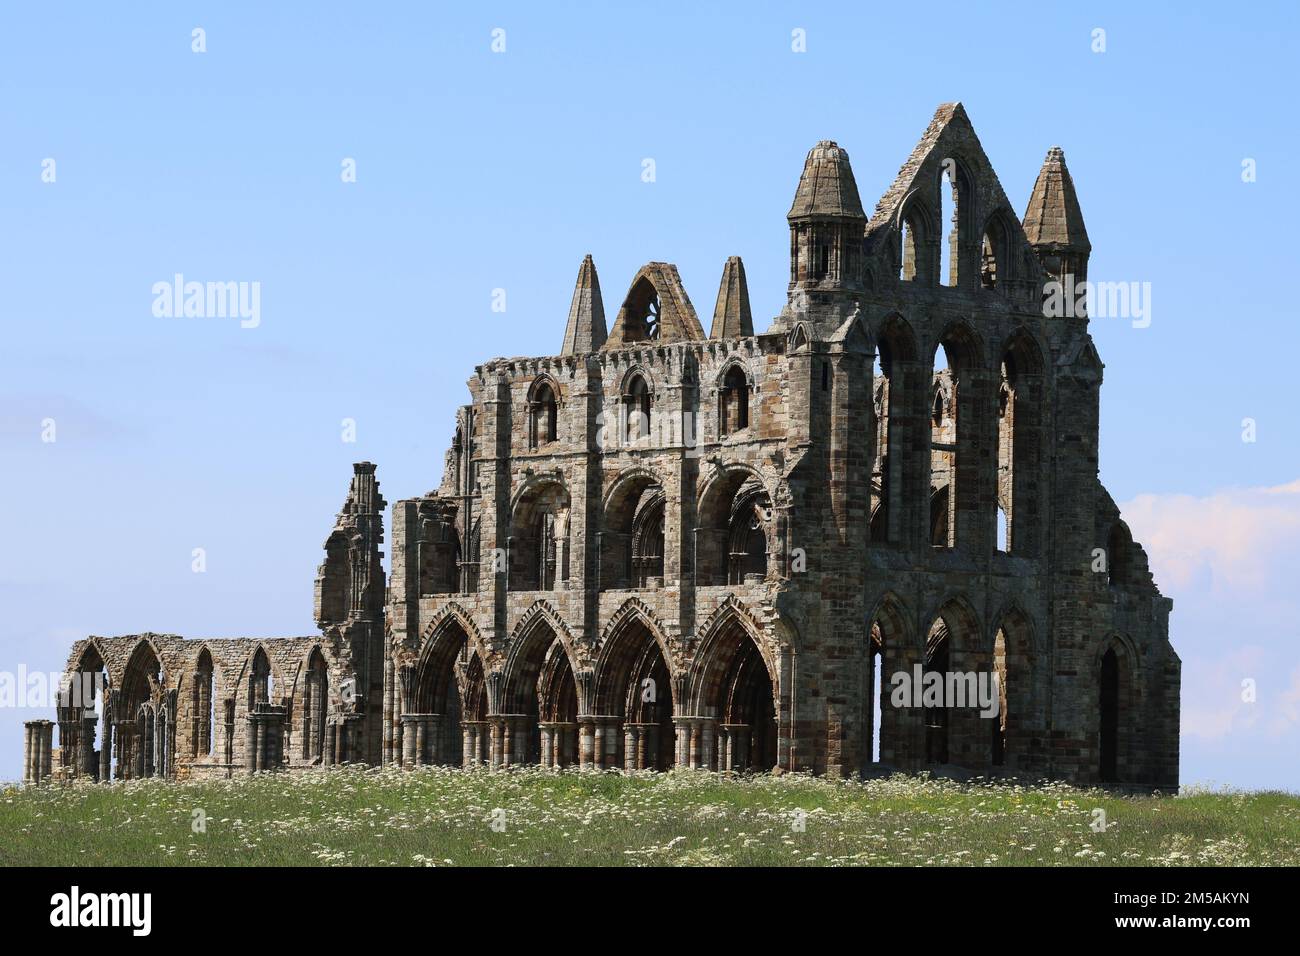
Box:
[895,156,1020,294]
[399,605,779,773]
[866,594,1138,782]
[57,639,341,781]
[870,313,1044,558]
[503,463,775,595]
[522,361,757,453]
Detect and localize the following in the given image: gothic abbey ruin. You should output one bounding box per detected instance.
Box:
[24,104,1179,791]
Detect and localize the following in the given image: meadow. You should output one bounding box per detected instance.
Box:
[3,766,1296,867]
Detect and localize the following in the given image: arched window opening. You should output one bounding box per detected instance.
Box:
[697,472,773,586]
[1099,648,1120,782]
[601,475,666,591]
[509,481,570,592]
[719,365,750,436]
[899,219,916,281]
[930,348,955,548]
[726,488,769,585]
[981,234,998,289]
[941,158,972,287]
[940,160,959,287]
[528,380,558,448]
[620,278,662,343]
[996,502,1010,553]
[622,373,652,444]
[870,320,918,546]
[193,649,214,758]
[871,362,889,544]
[991,630,1008,766]
[897,204,930,283]
[630,491,666,588]
[928,328,979,550]
[867,599,911,769]
[303,648,328,763]
[982,215,1011,291]
[924,620,950,764]
[250,648,271,709]
[870,624,884,763]
[999,335,1044,557]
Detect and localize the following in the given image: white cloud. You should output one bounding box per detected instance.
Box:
[1122,479,1300,595]
[1120,479,1300,767]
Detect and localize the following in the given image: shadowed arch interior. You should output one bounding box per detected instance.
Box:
[501,616,579,765]
[694,617,777,772]
[602,473,666,590]
[594,615,674,770]
[302,647,327,762]
[696,470,772,586]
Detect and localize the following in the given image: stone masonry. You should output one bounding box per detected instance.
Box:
[28,104,1178,791]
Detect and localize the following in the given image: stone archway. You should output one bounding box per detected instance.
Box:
[498,612,580,767]
[590,612,675,770]
[692,614,778,772]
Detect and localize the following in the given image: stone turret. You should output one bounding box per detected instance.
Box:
[1023,146,1091,282]
[709,256,753,338]
[782,140,868,332]
[560,254,607,355]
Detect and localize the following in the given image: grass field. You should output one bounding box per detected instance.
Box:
[3,767,1297,866]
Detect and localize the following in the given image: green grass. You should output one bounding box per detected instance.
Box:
[3,767,1297,866]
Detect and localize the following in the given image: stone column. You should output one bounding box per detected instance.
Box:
[382,657,394,766]
[464,723,479,766]
[39,723,53,782]
[100,721,112,783]
[24,721,54,785]
[80,716,98,777]
[254,718,265,772]
[324,722,337,767]
[22,723,33,785]
[502,718,514,767]
[579,719,594,769]
[414,717,427,767]
[593,722,605,769]
[490,720,504,769]
[246,718,258,774]
[539,725,553,768]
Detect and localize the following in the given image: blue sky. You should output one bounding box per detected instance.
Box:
[1,2,1297,787]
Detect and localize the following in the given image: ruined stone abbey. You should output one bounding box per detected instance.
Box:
[24,104,1179,791]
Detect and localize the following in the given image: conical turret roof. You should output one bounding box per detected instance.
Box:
[709,256,753,338]
[1022,147,1090,254]
[788,140,866,220]
[560,254,608,355]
